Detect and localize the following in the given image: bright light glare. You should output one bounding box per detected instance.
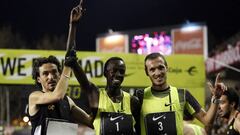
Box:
[105,34,124,45]
[181,25,201,32]
[23,116,29,122]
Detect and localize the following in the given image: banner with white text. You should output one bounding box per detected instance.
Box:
[0,49,205,89]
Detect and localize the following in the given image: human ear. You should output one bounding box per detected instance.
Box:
[165,66,168,72]
[145,67,149,76]
[230,102,236,109]
[37,77,41,83]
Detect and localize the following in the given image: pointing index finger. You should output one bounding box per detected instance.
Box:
[214,73,221,86]
[79,0,84,7]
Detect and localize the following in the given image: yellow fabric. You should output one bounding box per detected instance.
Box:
[93,88,135,135]
[188,123,204,135]
[140,86,184,135]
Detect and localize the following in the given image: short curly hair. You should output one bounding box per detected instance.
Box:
[32,55,62,88]
[103,57,125,77]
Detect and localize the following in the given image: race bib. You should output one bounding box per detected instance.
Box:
[145,112,176,135]
[45,118,78,135]
[100,112,133,135]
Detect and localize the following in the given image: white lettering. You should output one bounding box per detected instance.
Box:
[205,58,215,73]
[208,45,240,72]
[175,38,202,51]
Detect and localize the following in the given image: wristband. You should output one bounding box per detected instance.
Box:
[211,98,221,104]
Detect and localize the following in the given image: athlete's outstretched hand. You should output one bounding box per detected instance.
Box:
[207,73,227,99]
[70,0,85,24]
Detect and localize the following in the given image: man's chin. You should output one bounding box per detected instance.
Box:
[220,113,229,119]
[112,83,121,88]
[222,114,229,119]
[154,81,164,86]
[48,86,56,91]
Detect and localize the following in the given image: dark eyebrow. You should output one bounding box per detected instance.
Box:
[42,71,48,74]
[149,67,155,71]
[159,65,165,68]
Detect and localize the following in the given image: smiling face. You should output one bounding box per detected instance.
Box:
[105,59,126,90]
[37,63,60,92]
[145,56,168,90]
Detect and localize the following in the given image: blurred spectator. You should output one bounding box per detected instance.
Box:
[218,88,240,134]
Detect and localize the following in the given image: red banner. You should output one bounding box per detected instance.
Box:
[172,27,206,55]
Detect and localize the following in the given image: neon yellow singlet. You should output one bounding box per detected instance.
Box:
[93,88,135,135]
[140,86,184,135]
[188,123,205,135]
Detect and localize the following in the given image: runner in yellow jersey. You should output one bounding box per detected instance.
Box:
[63,1,139,134]
[70,56,140,135]
[135,52,226,135]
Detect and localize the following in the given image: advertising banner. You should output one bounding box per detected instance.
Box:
[172,26,207,58]
[0,49,205,86]
[0,49,205,105]
[206,42,240,73]
[96,34,129,53]
[0,49,146,86]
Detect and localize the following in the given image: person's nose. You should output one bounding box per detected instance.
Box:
[116,70,124,77]
[154,68,162,76]
[48,73,54,80]
[218,105,222,110]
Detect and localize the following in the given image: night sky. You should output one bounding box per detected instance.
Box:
[0,0,240,52]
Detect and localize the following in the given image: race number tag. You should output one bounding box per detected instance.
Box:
[100,112,133,135]
[45,118,78,135]
[145,112,176,135]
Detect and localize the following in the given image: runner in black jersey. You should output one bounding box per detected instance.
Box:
[28,4,92,135]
